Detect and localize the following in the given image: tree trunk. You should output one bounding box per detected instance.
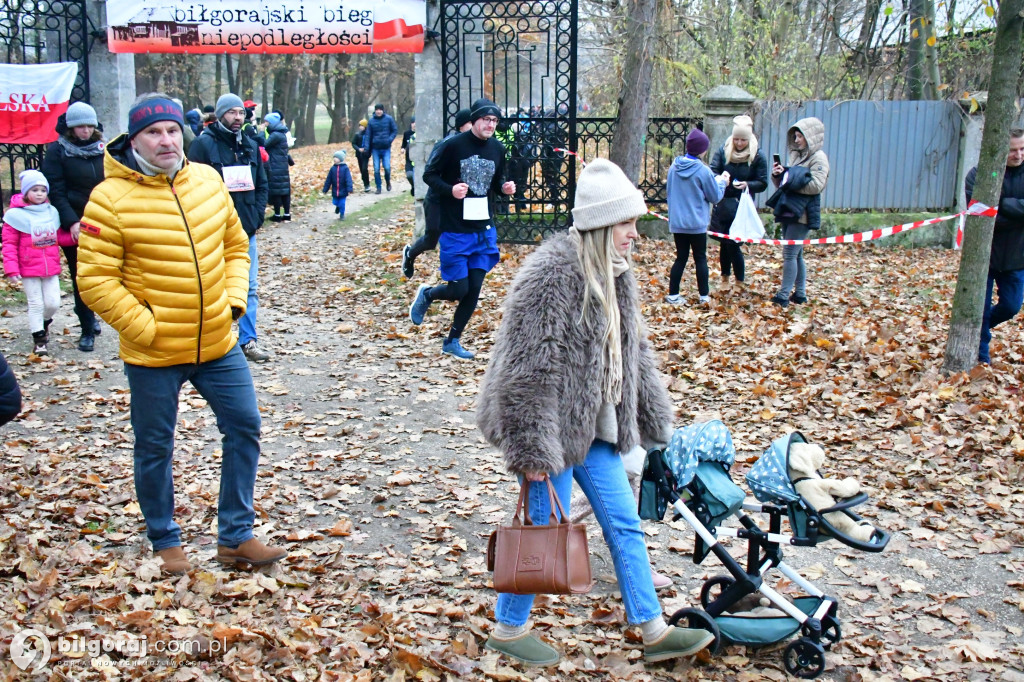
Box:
[225,54,236,94]
[215,53,222,97]
[608,0,656,184]
[304,56,324,146]
[907,0,940,99]
[942,0,1024,374]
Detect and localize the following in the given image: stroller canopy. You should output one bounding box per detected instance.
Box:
[663,420,736,487]
[746,431,806,504]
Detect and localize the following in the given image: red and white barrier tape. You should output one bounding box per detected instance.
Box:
[553,147,997,247]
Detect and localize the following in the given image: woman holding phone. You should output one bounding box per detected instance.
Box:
[709,115,769,287]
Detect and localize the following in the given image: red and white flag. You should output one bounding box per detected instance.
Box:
[0,62,79,144]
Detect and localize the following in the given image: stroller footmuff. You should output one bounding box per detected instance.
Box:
[640,422,890,679]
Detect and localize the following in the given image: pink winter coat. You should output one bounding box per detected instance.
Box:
[1,193,67,278]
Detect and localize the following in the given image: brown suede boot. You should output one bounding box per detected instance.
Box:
[215,538,287,567]
[154,546,191,575]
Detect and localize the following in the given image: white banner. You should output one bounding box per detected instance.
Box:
[0,63,79,144]
[106,0,426,54]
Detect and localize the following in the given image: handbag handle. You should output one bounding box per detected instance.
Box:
[512,475,570,527]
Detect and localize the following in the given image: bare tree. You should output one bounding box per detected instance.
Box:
[608,0,657,183]
[942,0,1023,374]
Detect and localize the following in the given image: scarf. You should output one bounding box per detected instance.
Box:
[3,203,60,246]
[131,149,183,182]
[724,135,758,165]
[215,121,245,147]
[57,134,105,159]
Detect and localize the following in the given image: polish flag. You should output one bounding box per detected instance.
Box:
[0,63,79,144]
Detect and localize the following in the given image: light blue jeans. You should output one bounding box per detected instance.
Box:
[238,236,259,346]
[494,440,662,626]
[124,345,261,550]
[372,148,392,189]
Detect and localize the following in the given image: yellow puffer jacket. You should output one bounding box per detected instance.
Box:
[77,134,250,367]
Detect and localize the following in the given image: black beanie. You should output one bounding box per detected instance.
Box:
[454,108,472,130]
[470,98,500,122]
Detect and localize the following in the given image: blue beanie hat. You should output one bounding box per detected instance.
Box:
[127,97,184,140]
[264,112,282,127]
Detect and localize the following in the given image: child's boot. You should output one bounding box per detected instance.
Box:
[32,331,48,356]
[42,318,52,344]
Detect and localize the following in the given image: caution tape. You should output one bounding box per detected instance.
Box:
[554,147,997,246]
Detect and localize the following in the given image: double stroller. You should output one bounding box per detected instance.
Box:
[639,421,889,679]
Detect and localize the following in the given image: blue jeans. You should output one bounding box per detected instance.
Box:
[332,196,347,217]
[372,148,392,189]
[494,440,662,626]
[979,268,1024,362]
[124,345,261,551]
[238,236,259,346]
[778,223,810,298]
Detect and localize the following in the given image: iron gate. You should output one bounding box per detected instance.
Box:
[1,0,91,215]
[439,0,697,243]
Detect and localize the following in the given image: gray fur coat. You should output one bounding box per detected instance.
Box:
[476,234,674,475]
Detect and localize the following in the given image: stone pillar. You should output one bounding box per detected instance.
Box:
[956,95,985,212]
[702,85,756,159]
[412,0,443,237]
[87,1,136,137]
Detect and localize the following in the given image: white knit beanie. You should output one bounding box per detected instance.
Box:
[732,114,754,139]
[19,169,49,194]
[571,159,647,231]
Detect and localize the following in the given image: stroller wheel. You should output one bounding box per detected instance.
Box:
[667,607,722,655]
[783,637,826,679]
[819,614,841,650]
[699,575,736,609]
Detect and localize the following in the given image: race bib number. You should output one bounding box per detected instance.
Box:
[223,165,256,192]
[463,197,489,220]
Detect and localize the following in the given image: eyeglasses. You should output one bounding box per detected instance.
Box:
[480,116,500,125]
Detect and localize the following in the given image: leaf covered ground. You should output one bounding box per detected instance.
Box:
[0,145,1022,681]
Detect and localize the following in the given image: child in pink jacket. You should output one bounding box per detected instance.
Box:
[2,170,68,355]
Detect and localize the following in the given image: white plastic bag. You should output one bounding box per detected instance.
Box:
[730,191,765,241]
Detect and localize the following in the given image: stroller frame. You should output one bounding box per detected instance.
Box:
[645,449,842,679]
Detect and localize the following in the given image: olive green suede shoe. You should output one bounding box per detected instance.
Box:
[644,626,715,663]
[485,632,560,667]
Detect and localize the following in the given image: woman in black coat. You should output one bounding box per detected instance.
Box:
[0,352,21,426]
[709,115,769,285]
[263,113,294,221]
[41,102,105,351]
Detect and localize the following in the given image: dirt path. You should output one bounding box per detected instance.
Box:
[0,189,1021,681]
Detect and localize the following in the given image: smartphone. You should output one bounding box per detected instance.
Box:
[773,154,782,166]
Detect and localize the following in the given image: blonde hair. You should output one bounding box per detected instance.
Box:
[576,226,624,404]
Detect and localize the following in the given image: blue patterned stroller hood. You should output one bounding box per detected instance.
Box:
[746,431,806,503]
[663,420,736,485]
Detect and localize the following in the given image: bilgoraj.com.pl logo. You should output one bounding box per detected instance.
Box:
[10,628,51,673]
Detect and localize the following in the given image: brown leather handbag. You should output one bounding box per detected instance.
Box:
[486,477,593,595]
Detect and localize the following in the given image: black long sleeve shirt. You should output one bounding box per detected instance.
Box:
[422,130,507,233]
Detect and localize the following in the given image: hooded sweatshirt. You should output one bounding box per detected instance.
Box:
[665,155,727,234]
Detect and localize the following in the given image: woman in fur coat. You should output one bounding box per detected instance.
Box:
[476,159,715,668]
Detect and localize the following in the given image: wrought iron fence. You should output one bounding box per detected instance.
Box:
[1,0,91,216]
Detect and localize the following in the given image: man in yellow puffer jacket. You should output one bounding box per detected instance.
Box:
[77,93,287,575]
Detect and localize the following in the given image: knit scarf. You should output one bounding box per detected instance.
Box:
[724,135,758,165]
[132,149,183,182]
[57,134,105,159]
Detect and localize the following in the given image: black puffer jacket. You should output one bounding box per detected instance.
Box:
[966,163,1024,273]
[41,133,105,230]
[709,147,769,232]
[0,352,21,427]
[187,123,269,237]
[264,122,293,197]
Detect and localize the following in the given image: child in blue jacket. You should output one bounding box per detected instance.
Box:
[323,151,354,219]
[665,129,729,304]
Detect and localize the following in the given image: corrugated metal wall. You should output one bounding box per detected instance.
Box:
[755,100,961,211]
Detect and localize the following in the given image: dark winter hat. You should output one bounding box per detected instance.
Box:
[65,101,98,128]
[410,115,415,123]
[454,108,472,130]
[215,93,245,120]
[127,97,184,140]
[470,98,500,122]
[374,103,385,112]
[202,105,214,113]
[685,128,710,157]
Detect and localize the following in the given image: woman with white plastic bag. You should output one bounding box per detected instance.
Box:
[709,115,769,287]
